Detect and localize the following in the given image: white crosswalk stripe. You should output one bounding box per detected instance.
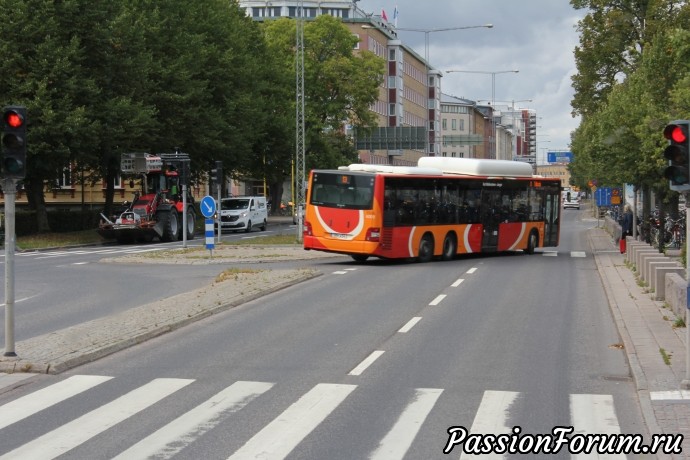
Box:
[0,376,627,460]
[0,375,112,430]
[460,390,519,460]
[113,380,274,460]
[570,394,625,460]
[540,250,588,257]
[0,378,193,460]
[228,383,356,459]
[369,388,443,460]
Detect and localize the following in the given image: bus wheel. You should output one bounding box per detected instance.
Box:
[526,231,538,255]
[418,234,434,263]
[441,234,457,261]
[351,254,369,263]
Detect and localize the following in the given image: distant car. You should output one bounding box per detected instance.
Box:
[292,203,305,225]
[563,197,580,209]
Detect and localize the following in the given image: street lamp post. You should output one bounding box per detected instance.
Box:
[393,25,493,156]
[446,70,519,158]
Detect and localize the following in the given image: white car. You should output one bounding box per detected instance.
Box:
[563,197,580,209]
[217,196,268,232]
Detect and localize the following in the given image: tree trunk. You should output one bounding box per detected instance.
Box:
[25,178,50,233]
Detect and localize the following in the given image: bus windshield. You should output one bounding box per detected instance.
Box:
[310,172,374,209]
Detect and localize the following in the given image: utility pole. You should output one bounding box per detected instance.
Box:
[295,0,305,242]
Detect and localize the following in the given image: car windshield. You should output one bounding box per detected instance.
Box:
[221,199,249,210]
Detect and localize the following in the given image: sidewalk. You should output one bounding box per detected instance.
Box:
[589,226,690,459]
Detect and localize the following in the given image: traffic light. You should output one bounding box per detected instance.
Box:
[211,160,222,185]
[663,120,690,192]
[1,106,27,179]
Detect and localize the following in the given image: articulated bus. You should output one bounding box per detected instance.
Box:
[302,157,561,262]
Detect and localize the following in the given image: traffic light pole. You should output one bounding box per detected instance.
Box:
[3,178,17,357]
[680,192,690,390]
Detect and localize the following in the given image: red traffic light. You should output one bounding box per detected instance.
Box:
[664,123,688,143]
[3,110,24,129]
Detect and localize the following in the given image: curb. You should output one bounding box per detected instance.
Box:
[0,269,321,375]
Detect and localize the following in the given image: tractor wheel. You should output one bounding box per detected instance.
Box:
[181,209,196,240]
[160,210,179,242]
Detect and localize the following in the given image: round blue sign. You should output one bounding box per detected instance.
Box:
[200,195,216,218]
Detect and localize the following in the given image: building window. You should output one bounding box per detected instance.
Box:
[389,104,396,116]
[389,48,396,61]
[459,120,465,131]
[58,164,73,188]
[451,119,457,131]
[442,119,447,130]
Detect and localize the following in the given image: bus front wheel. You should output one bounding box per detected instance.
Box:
[351,254,369,263]
[418,234,434,263]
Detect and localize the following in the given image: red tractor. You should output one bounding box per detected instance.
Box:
[98,152,197,243]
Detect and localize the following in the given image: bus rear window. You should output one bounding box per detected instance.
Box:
[310,172,374,209]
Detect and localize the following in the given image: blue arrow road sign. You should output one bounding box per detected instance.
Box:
[200,195,216,218]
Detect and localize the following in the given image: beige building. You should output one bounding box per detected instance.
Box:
[535,163,571,189]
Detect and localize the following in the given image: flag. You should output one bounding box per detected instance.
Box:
[393,5,398,27]
[381,8,388,22]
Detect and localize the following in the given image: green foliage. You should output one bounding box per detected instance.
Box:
[569,0,690,193]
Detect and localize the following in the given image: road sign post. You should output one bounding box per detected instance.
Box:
[200,195,216,256]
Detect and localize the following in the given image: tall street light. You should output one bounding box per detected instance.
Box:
[394,24,493,156]
[446,70,519,159]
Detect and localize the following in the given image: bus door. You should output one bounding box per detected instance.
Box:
[480,189,502,251]
[543,190,560,247]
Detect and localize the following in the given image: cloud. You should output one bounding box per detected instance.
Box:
[356,0,586,157]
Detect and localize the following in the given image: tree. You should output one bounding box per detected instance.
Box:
[570,0,685,117]
[260,15,384,210]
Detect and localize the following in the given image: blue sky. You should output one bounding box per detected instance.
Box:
[356,0,585,162]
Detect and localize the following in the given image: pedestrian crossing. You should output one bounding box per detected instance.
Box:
[540,250,587,257]
[0,375,631,459]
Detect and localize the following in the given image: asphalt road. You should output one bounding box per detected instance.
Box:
[0,220,301,343]
[0,211,652,459]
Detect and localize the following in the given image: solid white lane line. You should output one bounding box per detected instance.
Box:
[429,294,446,306]
[114,381,274,460]
[466,267,478,274]
[228,383,356,460]
[0,375,113,430]
[570,394,624,460]
[398,317,422,333]
[460,390,519,460]
[0,378,194,460]
[369,388,443,460]
[348,350,385,376]
[451,278,465,287]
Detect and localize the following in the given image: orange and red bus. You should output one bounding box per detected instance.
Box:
[302,157,561,262]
